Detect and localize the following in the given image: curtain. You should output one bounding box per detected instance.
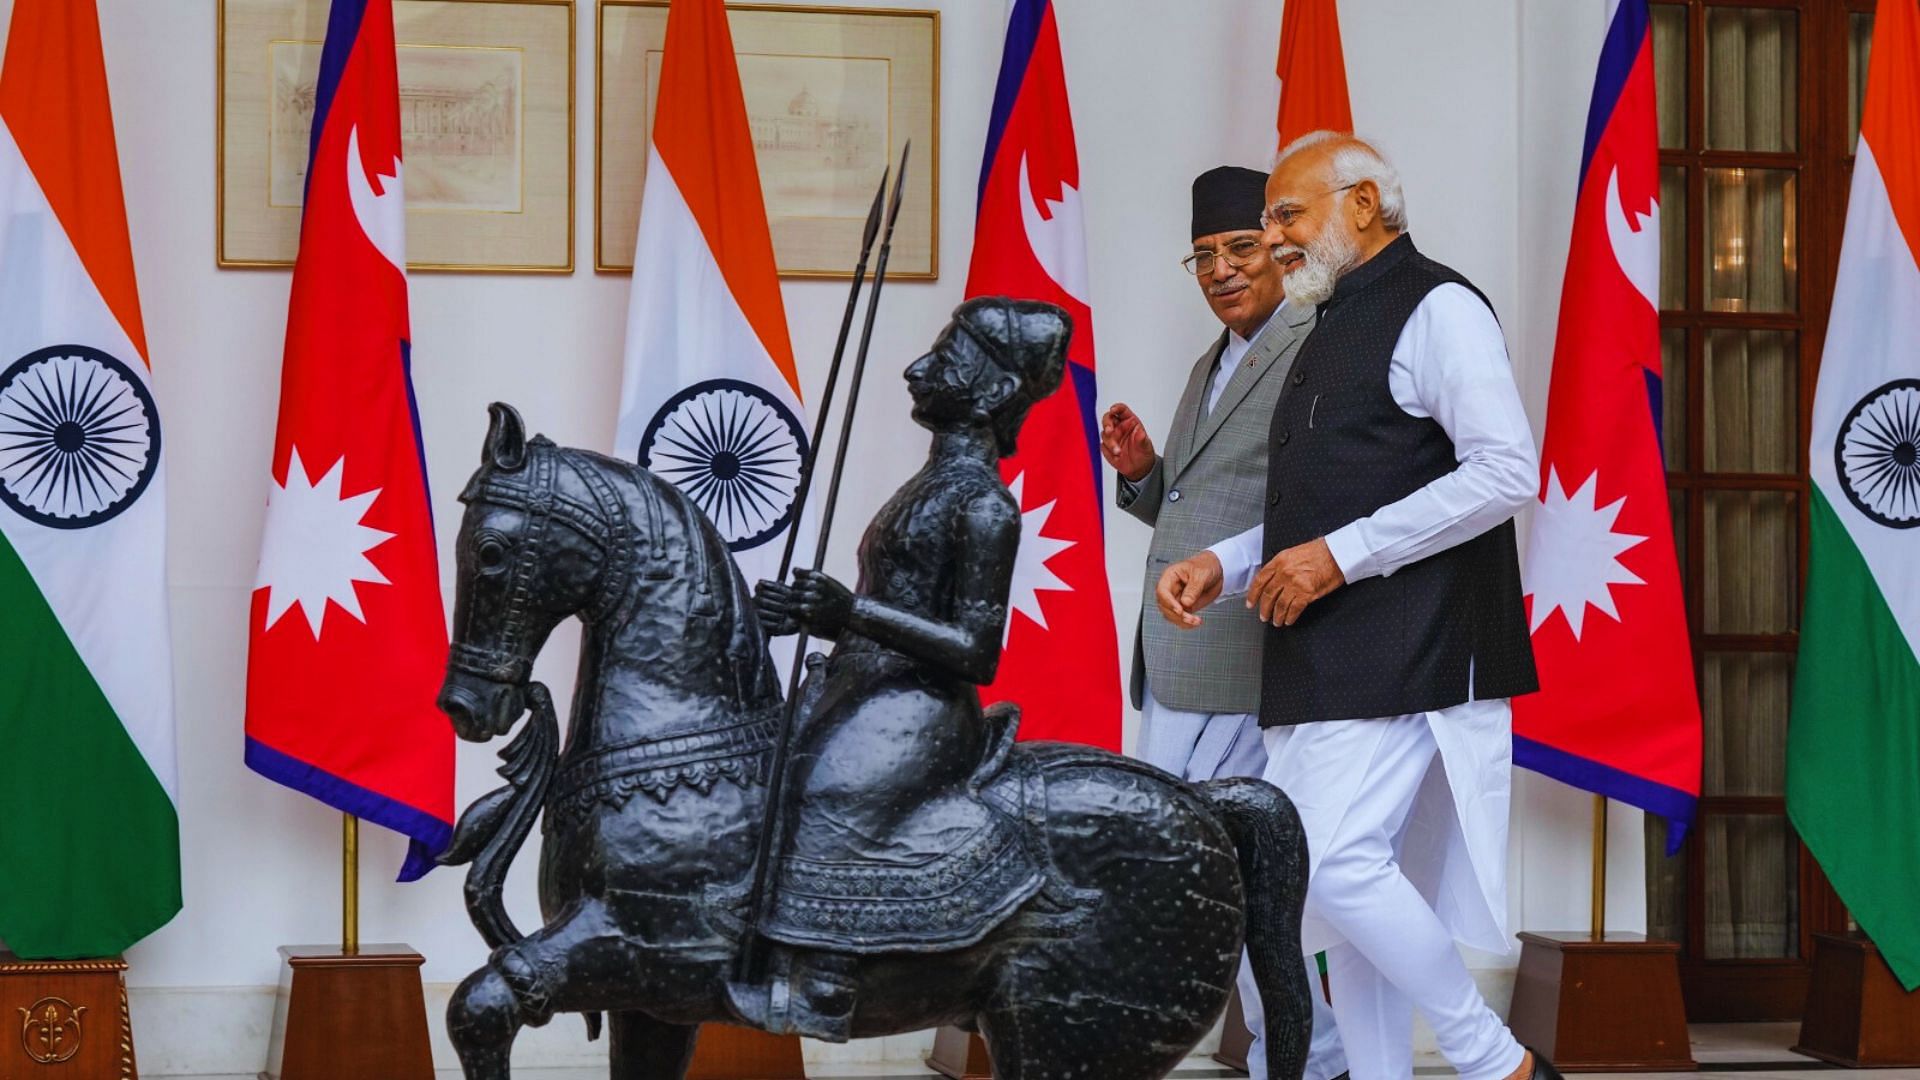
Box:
[1644,6,1802,960]
[1850,14,1875,150]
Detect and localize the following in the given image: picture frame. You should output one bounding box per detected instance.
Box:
[218,0,575,273]
[597,1,938,279]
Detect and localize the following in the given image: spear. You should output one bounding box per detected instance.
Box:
[797,139,910,585]
[739,141,910,981]
[774,168,890,582]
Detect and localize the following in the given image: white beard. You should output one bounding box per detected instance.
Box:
[1278,225,1361,307]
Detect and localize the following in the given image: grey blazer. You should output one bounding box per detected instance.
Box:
[1117,302,1316,714]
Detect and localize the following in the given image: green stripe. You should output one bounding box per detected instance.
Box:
[0,533,179,958]
[1789,489,1920,991]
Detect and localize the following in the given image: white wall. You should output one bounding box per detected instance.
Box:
[0,0,1646,1072]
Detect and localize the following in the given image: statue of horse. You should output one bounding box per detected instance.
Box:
[435,401,1312,1079]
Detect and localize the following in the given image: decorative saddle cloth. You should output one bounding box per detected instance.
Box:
[759,701,1050,954]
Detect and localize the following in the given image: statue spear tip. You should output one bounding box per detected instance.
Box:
[861,168,888,249]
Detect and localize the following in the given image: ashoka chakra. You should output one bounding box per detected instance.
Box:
[638,378,808,551]
[1835,378,1920,530]
[0,344,162,530]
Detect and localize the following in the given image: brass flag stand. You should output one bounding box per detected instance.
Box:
[1590,795,1607,942]
[344,813,359,955]
[1506,794,1695,1072]
[262,813,435,1079]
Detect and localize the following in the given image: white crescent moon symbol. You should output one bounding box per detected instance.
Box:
[1018,153,1089,305]
[346,125,406,273]
[1603,165,1659,311]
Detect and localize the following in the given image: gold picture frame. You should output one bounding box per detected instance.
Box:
[597,1,938,279]
[218,0,575,273]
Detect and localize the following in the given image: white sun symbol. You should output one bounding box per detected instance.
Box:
[1004,471,1076,646]
[255,447,395,637]
[1524,467,1648,639]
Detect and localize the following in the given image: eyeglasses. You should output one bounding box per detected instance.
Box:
[1259,183,1358,230]
[1180,236,1267,276]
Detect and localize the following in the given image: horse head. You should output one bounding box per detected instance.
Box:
[439,403,619,741]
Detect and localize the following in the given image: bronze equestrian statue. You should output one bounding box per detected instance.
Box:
[435,298,1313,1079]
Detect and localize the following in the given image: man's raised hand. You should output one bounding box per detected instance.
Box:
[1155,551,1225,628]
[1101,403,1156,482]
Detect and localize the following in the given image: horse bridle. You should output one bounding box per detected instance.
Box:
[447,441,645,686]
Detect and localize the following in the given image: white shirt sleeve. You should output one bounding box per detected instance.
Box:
[1321,283,1539,582]
[1206,522,1264,596]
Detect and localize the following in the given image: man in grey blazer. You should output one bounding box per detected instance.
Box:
[1102,165,1345,1080]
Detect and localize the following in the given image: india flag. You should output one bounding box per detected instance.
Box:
[1787,0,1920,990]
[0,0,179,958]
[614,0,810,590]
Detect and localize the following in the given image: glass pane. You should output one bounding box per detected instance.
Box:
[1660,167,1687,311]
[1703,490,1796,634]
[1851,13,1874,153]
[1704,328,1798,474]
[1702,814,1798,958]
[1707,168,1797,313]
[1645,813,1687,943]
[1703,652,1792,796]
[1653,4,1688,149]
[1706,8,1797,152]
[1662,327,1687,469]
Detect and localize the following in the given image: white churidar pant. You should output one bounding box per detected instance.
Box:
[1139,687,1348,1080]
[1261,700,1525,1080]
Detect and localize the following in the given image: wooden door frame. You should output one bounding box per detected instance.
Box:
[1653,0,1860,1023]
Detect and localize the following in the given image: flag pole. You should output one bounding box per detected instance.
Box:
[343,813,359,955]
[1590,794,1607,941]
[737,142,910,982]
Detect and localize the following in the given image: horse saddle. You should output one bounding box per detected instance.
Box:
[757,701,1052,954]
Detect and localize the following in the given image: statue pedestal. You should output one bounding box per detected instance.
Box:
[263,945,433,1080]
[1793,931,1920,1067]
[686,1024,805,1079]
[0,952,136,1079]
[926,1025,992,1079]
[1506,931,1695,1072]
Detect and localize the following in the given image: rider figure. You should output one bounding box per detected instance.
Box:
[727,297,1070,1041]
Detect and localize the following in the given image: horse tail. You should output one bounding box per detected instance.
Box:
[1200,777,1313,1080]
[439,682,560,951]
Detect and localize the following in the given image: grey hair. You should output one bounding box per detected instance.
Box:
[1273,130,1409,231]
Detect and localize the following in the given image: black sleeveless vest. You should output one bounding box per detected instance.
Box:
[1259,235,1537,726]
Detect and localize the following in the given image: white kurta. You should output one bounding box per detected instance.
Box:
[1206,282,1538,957]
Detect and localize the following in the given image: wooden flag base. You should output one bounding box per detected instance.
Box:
[1506,932,1695,1072]
[0,952,136,1079]
[926,1024,992,1079]
[1212,987,1252,1072]
[1792,931,1920,1067]
[686,1024,806,1079]
[263,945,432,1080]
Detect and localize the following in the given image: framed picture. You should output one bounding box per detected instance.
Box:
[218,0,575,273]
[598,1,938,279]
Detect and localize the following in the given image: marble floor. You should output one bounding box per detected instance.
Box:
[163,1023,1920,1079]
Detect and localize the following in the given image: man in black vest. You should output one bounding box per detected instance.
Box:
[1156,132,1559,1080]
[1102,165,1344,1080]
